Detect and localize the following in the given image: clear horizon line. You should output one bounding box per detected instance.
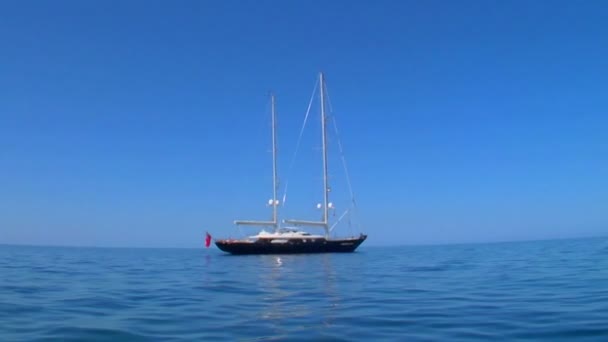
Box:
[1,234,605,250]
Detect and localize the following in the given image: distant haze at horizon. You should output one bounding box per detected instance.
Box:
[1,1,606,248]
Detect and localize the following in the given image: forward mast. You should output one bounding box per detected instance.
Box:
[234,93,279,230]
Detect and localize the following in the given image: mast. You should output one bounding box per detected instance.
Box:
[271,93,278,229]
[284,72,330,237]
[320,72,330,237]
[234,93,279,229]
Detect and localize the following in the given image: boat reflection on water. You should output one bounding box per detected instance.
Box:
[256,254,341,333]
[320,254,340,328]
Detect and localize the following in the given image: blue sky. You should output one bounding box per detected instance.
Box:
[1,1,606,247]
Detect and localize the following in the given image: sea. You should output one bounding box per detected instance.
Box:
[1,237,607,341]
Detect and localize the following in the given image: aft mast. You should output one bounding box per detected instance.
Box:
[234,93,279,230]
[284,72,331,238]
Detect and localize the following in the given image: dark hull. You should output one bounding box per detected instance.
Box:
[215,234,367,255]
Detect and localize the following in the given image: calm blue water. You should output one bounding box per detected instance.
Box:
[1,238,608,341]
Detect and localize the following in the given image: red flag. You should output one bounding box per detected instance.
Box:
[205,232,212,248]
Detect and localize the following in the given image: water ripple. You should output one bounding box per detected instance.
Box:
[1,238,608,341]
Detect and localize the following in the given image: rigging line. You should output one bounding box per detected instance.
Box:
[332,115,359,230]
[325,82,334,114]
[329,209,350,232]
[281,79,319,206]
[327,95,357,209]
[324,82,362,233]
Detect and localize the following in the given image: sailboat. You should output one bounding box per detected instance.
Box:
[214,73,367,255]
